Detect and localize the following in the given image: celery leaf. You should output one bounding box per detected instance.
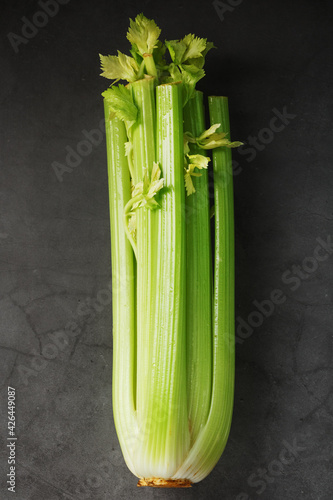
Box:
[182,34,207,61]
[165,40,187,65]
[131,162,164,210]
[127,13,161,56]
[184,154,210,195]
[185,124,243,149]
[99,52,139,83]
[102,85,137,124]
[180,66,205,104]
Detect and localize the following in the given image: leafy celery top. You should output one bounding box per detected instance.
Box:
[100,13,242,239]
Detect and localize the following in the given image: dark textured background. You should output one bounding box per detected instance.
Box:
[1,0,332,498]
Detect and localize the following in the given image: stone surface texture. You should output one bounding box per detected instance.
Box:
[0,0,332,499]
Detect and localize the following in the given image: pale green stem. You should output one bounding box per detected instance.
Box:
[143,53,158,78]
[128,78,159,463]
[183,90,212,445]
[104,103,138,475]
[136,82,190,479]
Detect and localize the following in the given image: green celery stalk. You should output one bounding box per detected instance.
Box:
[172,96,235,482]
[104,104,137,475]
[129,77,158,427]
[136,82,190,481]
[183,91,212,445]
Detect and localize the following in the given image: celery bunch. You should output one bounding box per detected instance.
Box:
[101,13,241,487]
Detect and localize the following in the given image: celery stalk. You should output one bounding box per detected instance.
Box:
[104,104,137,474]
[129,77,159,429]
[183,91,212,445]
[135,82,190,481]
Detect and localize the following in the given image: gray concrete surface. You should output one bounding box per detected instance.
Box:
[0,0,332,498]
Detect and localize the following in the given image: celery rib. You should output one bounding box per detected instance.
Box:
[129,78,158,433]
[104,105,137,474]
[139,82,190,479]
[183,91,212,445]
